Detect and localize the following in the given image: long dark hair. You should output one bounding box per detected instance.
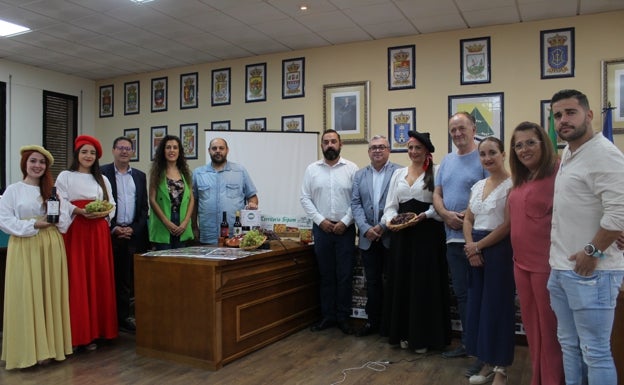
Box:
[70,145,109,201]
[20,150,54,201]
[149,135,192,191]
[509,121,557,187]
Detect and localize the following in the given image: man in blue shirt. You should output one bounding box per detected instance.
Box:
[192,138,258,244]
[433,112,487,375]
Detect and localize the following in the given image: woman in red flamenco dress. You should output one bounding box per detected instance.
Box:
[55,135,118,350]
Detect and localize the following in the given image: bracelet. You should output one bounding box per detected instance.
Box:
[475,244,480,253]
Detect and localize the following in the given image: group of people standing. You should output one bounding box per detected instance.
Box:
[0,132,259,370]
[1,88,622,385]
[303,89,624,385]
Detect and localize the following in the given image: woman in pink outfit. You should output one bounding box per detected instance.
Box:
[507,121,564,385]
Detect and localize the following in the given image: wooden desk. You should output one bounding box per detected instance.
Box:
[134,241,319,370]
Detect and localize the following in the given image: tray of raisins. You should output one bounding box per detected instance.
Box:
[386,212,419,231]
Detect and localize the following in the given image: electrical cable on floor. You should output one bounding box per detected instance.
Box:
[329,361,389,385]
[328,352,435,385]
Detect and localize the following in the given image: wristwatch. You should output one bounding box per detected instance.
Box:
[584,242,605,259]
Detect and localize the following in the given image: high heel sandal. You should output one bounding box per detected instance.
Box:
[492,366,507,385]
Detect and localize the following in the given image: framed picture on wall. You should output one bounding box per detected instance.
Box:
[323,81,370,144]
[99,85,113,118]
[602,57,624,133]
[245,118,266,131]
[281,114,304,132]
[282,57,305,99]
[460,36,491,85]
[448,92,504,152]
[387,45,415,90]
[245,63,266,103]
[211,120,231,131]
[180,123,198,159]
[123,128,139,162]
[211,68,231,106]
[124,81,139,115]
[540,27,575,79]
[150,125,167,160]
[387,107,416,152]
[180,72,198,109]
[151,77,168,112]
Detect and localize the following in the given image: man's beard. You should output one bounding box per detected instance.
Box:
[210,154,226,164]
[323,148,340,161]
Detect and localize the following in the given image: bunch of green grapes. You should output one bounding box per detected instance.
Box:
[240,229,265,248]
[85,200,113,213]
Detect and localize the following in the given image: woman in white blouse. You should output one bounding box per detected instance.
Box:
[55,135,118,351]
[380,131,450,354]
[0,145,72,369]
[463,137,514,385]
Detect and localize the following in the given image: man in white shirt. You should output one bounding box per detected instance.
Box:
[547,89,624,385]
[301,129,359,334]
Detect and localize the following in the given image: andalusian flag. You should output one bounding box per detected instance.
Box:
[548,107,558,151]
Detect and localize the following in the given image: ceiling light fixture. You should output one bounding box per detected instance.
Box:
[130,0,154,4]
[300,5,308,11]
[0,19,30,37]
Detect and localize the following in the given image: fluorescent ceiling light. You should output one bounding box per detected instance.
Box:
[130,0,154,3]
[0,19,30,37]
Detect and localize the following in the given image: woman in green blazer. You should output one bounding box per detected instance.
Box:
[148,135,194,249]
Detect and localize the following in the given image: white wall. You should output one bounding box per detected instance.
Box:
[0,59,95,183]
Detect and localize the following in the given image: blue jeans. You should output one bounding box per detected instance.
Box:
[548,269,624,385]
[446,242,469,346]
[312,223,356,321]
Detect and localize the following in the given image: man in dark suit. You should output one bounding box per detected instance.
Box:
[101,136,149,333]
[351,135,401,336]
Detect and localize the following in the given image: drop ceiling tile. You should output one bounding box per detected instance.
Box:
[317,26,371,45]
[298,10,358,32]
[148,0,217,18]
[410,13,467,34]
[364,20,419,39]
[276,32,329,50]
[38,23,100,42]
[463,7,521,28]
[20,0,97,21]
[344,3,405,25]
[220,1,287,24]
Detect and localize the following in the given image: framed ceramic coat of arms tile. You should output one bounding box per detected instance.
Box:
[540,27,575,79]
[460,37,491,85]
[387,45,415,90]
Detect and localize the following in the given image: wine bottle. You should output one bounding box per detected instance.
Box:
[47,186,60,224]
[220,211,229,238]
[233,210,242,236]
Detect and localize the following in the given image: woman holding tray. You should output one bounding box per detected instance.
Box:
[380,130,450,354]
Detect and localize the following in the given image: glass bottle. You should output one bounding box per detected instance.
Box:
[220,211,229,238]
[233,211,242,236]
[47,186,60,224]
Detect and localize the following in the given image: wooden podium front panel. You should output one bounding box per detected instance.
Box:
[219,248,319,364]
[135,256,220,368]
[134,244,318,370]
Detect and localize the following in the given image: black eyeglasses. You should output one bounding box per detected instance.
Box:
[369,145,388,151]
[115,146,133,152]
